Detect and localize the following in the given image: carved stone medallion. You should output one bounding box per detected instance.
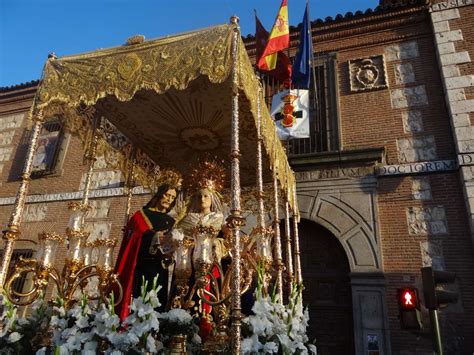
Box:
[349,55,388,92]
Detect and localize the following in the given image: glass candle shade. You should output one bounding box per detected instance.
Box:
[174,239,193,281]
[192,226,218,275]
[95,239,117,270]
[37,232,65,268]
[66,232,87,262]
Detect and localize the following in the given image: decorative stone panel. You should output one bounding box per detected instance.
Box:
[397,136,437,163]
[93,156,109,170]
[412,177,432,200]
[420,240,446,270]
[402,110,424,133]
[384,41,419,61]
[93,152,121,170]
[85,199,111,219]
[0,113,25,131]
[435,30,463,44]
[79,170,122,190]
[83,222,112,241]
[0,131,15,146]
[348,56,388,92]
[390,86,428,108]
[0,147,13,162]
[23,204,48,222]
[394,63,415,84]
[407,206,448,235]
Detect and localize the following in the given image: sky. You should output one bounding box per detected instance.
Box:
[0,0,378,87]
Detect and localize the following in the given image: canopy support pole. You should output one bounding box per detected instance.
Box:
[123,147,137,226]
[0,116,43,290]
[80,113,101,210]
[256,89,265,240]
[292,187,303,288]
[228,15,244,355]
[284,199,294,296]
[272,171,284,302]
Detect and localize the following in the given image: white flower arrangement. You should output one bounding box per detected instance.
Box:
[241,267,317,355]
[1,270,315,355]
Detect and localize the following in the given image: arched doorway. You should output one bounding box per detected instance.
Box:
[300,219,355,354]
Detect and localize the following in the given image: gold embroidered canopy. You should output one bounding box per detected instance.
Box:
[31,24,298,212]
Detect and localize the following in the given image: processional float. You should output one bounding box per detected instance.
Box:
[0,17,302,353]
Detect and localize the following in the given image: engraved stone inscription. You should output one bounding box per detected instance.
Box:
[407,206,448,235]
[431,0,473,12]
[295,166,375,181]
[378,160,456,176]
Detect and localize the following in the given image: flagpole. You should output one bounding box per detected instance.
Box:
[307,1,321,150]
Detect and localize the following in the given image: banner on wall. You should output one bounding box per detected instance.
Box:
[271,89,310,140]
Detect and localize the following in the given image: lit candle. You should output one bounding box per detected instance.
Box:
[66,233,85,262]
[68,209,84,231]
[192,225,218,275]
[82,242,93,266]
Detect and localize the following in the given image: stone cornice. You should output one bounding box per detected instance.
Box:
[289,147,386,170]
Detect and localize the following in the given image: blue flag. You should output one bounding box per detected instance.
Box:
[291,3,312,89]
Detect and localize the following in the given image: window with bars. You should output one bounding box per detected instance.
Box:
[261,53,340,155]
[0,249,34,296]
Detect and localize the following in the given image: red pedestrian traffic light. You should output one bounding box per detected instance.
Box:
[397,288,422,329]
[399,288,417,310]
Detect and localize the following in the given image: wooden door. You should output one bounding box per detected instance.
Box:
[299,220,355,354]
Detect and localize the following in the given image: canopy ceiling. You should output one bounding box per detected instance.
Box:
[31,24,298,213]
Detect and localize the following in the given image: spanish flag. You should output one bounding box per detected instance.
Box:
[257,0,289,71]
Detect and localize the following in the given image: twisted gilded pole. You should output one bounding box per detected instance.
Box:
[0,54,54,290]
[255,87,265,234]
[228,15,244,355]
[292,187,303,285]
[81,113,101,209]
[0,116,43,290]
[273,169,284,302]
[123,146,137,226]
[284,198,294,295]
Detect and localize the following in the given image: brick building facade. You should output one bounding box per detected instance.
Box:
[1,0,473,353]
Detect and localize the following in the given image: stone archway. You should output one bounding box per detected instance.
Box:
[295,181,392,354]
[297,190,381,272]
[300,220,355,355]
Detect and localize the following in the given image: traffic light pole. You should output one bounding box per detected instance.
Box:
[430,309,443,355]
